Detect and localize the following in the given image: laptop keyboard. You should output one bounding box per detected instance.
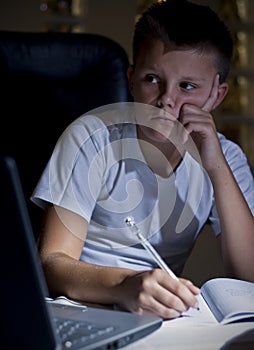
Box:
[53,317,116,349]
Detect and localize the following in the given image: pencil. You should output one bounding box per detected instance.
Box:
[125,216,178,280]
[125,216,200,310]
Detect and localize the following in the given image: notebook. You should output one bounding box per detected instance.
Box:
[0,155,162,350]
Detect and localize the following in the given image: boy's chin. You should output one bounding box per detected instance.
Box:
[139,125,178,144]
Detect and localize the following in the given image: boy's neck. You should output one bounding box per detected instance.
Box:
[137,125,184,178]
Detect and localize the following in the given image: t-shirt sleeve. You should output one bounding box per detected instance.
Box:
[31,115,107,222]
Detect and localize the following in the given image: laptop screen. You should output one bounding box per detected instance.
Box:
[0,155,57,349]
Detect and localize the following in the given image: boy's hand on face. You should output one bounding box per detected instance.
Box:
[201,73,220,112]
[119,269,200,319]
[179,74,225,172]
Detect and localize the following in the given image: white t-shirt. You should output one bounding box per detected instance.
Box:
[31,109,254,275]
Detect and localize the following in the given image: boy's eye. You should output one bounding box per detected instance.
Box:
[145,74,160,84]
[180,82,196,90]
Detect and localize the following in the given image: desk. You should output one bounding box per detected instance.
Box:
[125,279,254,349]
[56,291,254,349]
[125,320,254,349]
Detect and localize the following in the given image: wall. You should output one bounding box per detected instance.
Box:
[0,0,44,32]
[0,0,136,59]
[84,0,136,60]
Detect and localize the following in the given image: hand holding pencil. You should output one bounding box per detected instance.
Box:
[125,216,200,313]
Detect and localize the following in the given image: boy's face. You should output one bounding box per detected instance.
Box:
[127,38,227,142]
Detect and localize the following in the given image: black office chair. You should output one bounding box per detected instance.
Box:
[0,30,132,237]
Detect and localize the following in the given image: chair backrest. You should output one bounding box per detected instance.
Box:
[0,30,132,237]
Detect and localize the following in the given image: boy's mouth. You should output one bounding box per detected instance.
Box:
[151,116,175,124]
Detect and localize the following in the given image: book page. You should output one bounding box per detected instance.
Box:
[177,293,218,325]
[201,278,254,324]
[46,296,87,308]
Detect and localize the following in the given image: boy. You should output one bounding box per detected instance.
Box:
[31,0,254,319]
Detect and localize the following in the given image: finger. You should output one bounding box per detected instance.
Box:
[180,278,201,295]
[172,280,200,309]
[130,289,182,319]
[139,270,191,314]
[180,103,214,127]
[139,271,188,313]
[160,276,199,310]
[202,73,220,112]
[140,299,182,319]
[153,283,189,313]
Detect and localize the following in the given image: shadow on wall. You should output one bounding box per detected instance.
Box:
[182,224,224,287]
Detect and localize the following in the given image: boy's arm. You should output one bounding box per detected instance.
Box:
[38,204,200,319]
[209,160,254,281]
[37,204,131,305]
[180,74,254,282]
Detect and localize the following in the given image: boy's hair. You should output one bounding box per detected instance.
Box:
[133,0,233,82]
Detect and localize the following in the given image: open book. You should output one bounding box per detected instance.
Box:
[183,277,254,325]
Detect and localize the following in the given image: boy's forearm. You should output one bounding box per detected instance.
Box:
[208,161,254,281]
[40,252,135,305]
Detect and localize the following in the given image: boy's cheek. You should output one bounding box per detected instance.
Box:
[181,94,207,108]
[133,89,155,104]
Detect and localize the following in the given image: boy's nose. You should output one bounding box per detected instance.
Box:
[157,87,176,109]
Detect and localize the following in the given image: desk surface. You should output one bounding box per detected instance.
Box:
[78,295,254,349]
[125,283,254,349]
[125,320,254,350]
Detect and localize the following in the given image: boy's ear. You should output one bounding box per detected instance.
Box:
[127,65,134,96]
[212,82,229,110]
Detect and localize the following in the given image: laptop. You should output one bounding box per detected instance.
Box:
[0,155,162,350]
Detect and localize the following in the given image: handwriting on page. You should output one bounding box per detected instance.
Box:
[225,288,254,297]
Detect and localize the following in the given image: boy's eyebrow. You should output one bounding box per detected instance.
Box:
[180,75,207,82]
